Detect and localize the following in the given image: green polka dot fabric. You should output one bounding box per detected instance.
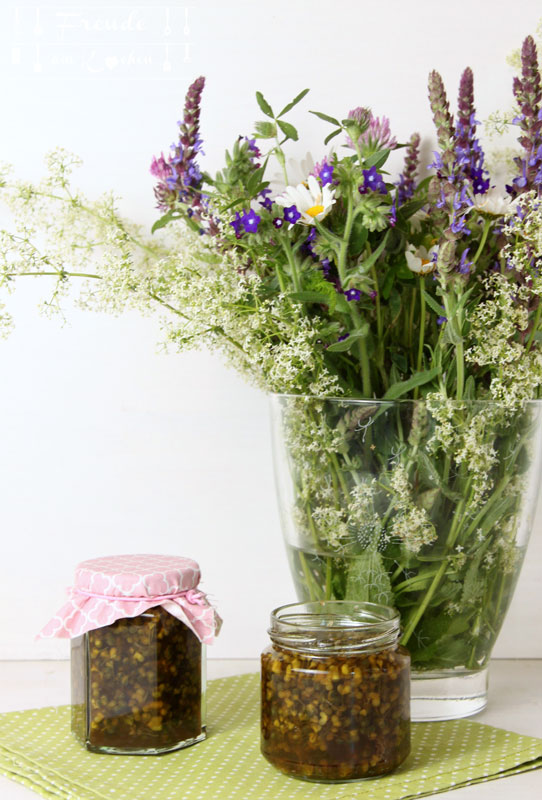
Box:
[0,673,541,800]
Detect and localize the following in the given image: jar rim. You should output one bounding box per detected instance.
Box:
[269,600,401,655]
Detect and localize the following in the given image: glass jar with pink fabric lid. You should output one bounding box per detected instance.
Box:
[39,554,221,755]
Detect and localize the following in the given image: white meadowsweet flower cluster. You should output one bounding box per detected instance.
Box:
[466,274,528,369]
[311,506,349,549]
[389,507,437,554]
[455,413,498,505]
[0,148,164,330]
[466,272,542,410]
[502,191,542,276]
[388,464,437,552]
[425,393,461,452]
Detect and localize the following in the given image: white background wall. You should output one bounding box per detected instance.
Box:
[0,0,541,661]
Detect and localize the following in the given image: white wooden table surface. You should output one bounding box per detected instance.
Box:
[0,659,541,799]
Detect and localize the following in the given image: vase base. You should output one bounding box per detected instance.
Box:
[411,667,488,721]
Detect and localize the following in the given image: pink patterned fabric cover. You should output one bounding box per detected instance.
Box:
[38,554,220,644]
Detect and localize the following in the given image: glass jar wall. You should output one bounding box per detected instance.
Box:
[71,606,205,754]
[261,601,410,782]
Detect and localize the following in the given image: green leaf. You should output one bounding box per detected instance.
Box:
[346,550,394,606]
[255,91,274,118]
[327,325,370,352]
[383,366,440,400]
[324,129,342,146]
[219,196,247,213]
[348,217,369,258]
[245,167,267,196]
[309,110,341,126]
[278,88,309,117]
[414,175,433,195]
[334,293,351,314]
[381,267,396,300]
[461,548,486,607]
[397,199,426,220]
[463,375,476,401]
[289,291,333,305]
[277,119,298,141]
[254,120,277,139]
[151,210,180,233]
[389,289,402,325]
[364,149,390,170]
[416,451,461,500]
[390,350,407,373]
[422,289,445,317]
[355,230,390,274]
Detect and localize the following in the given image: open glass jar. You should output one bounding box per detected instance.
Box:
[39,554,220,755]
[261,600,410,782]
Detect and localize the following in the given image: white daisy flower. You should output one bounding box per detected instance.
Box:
[473,190,517,217]
[275,175,336,225]
[405,244,439,275]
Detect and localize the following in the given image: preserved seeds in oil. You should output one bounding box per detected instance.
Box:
[72,606,203,753]
[261,644,410,781]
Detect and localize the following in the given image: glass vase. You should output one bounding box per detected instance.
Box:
[269,394,542,721]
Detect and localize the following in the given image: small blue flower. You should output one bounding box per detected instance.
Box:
[241,208,261,233]
[470,168,490,195]
[319,163,334,186]
[284,205,301,224]
[229,211,244,238]
[437,315,447,325]
[272,217,284,229]
[345,288,362,301]
[259,188,273,211]
[360,166,388,195]
[338,333,350,342]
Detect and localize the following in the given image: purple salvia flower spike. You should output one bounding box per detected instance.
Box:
[396,132,420,205]
[152,76,207,215]
[511,36,542,196]
[455,66,489,193]
[428,70,455,173]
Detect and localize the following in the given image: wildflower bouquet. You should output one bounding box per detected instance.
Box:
[2,33,542,677]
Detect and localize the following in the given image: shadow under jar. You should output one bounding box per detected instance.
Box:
[71,606,204,754]
[261,601,410,782]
